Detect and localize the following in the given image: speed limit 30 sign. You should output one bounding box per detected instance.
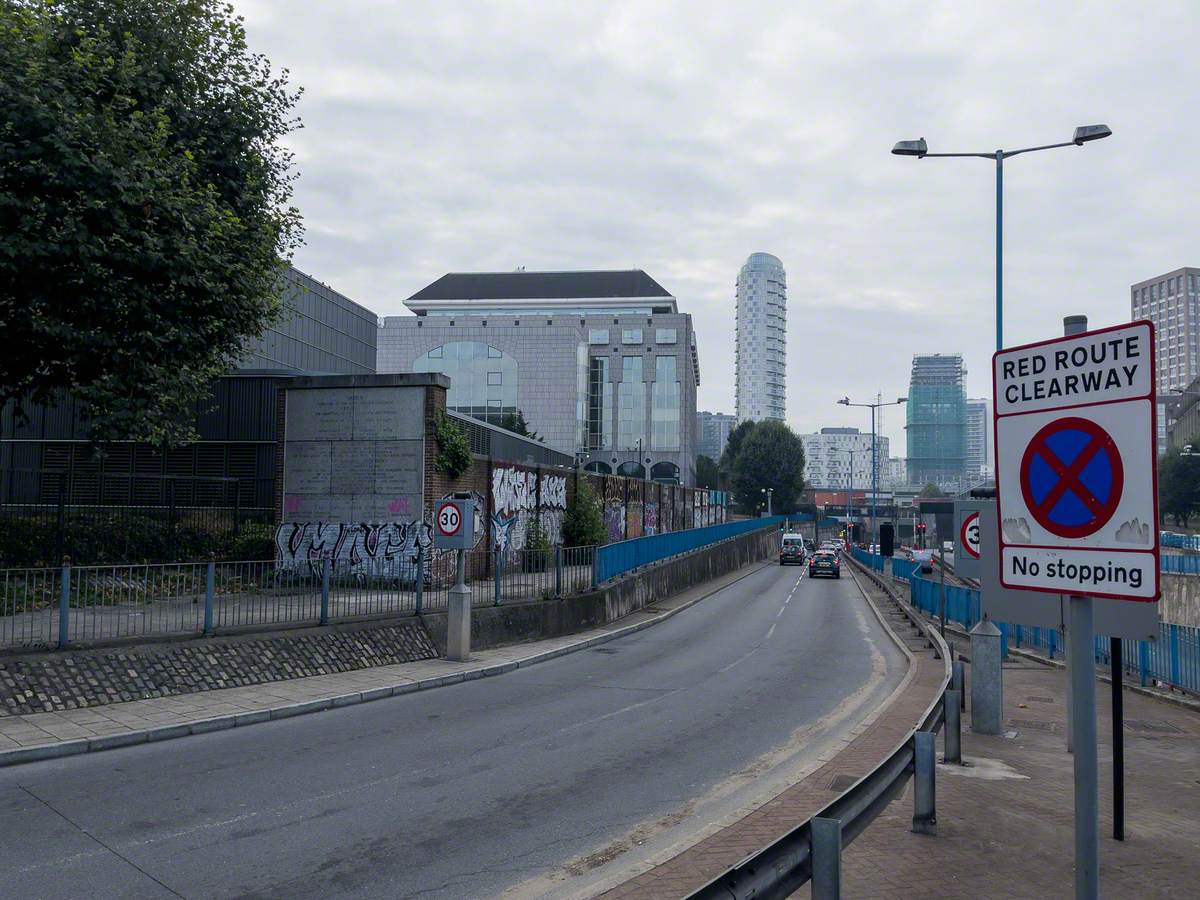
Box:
[953,501,986,579]
[434,499,474,549]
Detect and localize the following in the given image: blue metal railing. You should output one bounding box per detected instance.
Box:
[594,516,789,584]
[1161,554,1200,574]
[901,572,1200,696]
[1161,531,1200,551]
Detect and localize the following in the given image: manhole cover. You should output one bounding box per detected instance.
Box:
[1125,720,1183,734]
[1025,696,1054,704]
[828,774,858,792]
[1007,718,1057,733]
[591,648,619,655]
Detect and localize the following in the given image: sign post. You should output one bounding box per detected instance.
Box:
[994,316,1159,900]
[435,498,475,661]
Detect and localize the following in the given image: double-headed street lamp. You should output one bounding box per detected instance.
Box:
[892,124,1112,352]
[838,395,907,552]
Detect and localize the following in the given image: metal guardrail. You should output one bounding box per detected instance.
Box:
[687,553,952,899]
[594,516,788,584]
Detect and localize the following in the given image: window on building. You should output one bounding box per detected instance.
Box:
[587,357,613,451]
[412,341,518,425]
[588,328,609,345]
[656,328,677,344]
[651,356,681,450]
[617,356,646,450]
[622,328,643,344]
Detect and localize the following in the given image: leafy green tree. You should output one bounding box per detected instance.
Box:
[0,1,302,444]
[433,411,472,478]
[695,454,720,489]
[497,410,542,442]
[1159,447,1200,528]
[719,420,755,475]
[919,483,946,498]
[562,477,606,547]
[730,420,806,515]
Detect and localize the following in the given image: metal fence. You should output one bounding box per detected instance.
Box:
[1161,554,1200,574]
[897,569,1200,697]
[595,515,788,583]
[0,470,274,567]
[1161,531,1200,551]
[0,545,603,650]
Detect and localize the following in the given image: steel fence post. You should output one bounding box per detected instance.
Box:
[555,545,563,597]
[320,556,330,626]
[953,659,966,711]
[810,816,842,899]
[591,546,599,589]
[494,549,502,606]
[204,561,215,636]
[1139,640,1148,687]
[414,546,424,615]
[1170,624,1181,686]
[912,730,937,835]
[57,559,71,650]
[944,690,962,764]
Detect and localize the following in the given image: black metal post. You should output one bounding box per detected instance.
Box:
[1111,636,1125,841]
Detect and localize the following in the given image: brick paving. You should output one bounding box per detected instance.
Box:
[601,566,949,900]
[791,657,1200,899]
[0,558,769,765]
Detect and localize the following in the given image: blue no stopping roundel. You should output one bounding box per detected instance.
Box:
[1019,416,1124,539]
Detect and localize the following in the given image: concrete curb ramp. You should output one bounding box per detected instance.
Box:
[0,560,773,768]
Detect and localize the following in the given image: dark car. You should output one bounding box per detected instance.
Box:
[808,551,840,579]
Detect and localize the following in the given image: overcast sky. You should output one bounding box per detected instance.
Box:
[238,0,1199,454]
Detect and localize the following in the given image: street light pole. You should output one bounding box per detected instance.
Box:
[892,124,1111,352]
[839,396,907,552]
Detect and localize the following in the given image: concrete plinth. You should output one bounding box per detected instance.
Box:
[970,618,1003,735]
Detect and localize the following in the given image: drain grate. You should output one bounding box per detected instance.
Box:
[1125,720,1183,734]
[828,774,859,792]
[591,647,619,655]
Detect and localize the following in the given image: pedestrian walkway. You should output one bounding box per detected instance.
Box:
[0,559,770,767]
[794,656,1200,898]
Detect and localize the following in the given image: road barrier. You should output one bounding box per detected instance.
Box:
[593,516,788,585]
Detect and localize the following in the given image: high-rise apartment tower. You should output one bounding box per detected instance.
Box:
[735,252,786,422]
[1130,266,1200,454]
[906,354,966,489]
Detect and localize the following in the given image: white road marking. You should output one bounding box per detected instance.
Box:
[718,647,760,673]
[765,623,776,640]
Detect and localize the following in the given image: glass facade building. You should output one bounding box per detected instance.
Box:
[1130,266,1200,454]
[735,252,787,422]
[906,354,967,490]
[378,269,699,484]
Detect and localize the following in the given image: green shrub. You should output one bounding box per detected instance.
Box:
[563,477,606,547]
[231,523,276,561]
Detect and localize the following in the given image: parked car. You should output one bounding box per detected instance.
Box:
[779,533,807,566]
[808,550,841,579]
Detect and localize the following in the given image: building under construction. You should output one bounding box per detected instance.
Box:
[906,354,966,489]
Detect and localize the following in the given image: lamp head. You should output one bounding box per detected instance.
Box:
[1073,124,1112,145]
[892,138,927,158]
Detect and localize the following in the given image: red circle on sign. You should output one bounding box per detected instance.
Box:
[437,503,462,536]
[959,512,980,559]
[1019,416,1124,539]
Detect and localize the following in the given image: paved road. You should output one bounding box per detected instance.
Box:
[0,561,906,899]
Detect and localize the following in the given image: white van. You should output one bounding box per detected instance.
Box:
[779,533,807,565]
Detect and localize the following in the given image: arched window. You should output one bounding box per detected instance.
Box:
[412,342,518,425]
[584,461,612,475]
[617,462,646,479]
[650,461,680,484]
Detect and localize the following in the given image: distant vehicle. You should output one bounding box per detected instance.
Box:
[809,551,840,579]
[779,533,807,566]
[804,538,816,553]
[943,541,954,554]
[833,539,846,551]
[912,548,934,573]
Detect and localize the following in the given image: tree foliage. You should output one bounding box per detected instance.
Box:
[562,476,606,547]
[729,420,805,515]
[433,411,472,479]
[497,410,541,442]
[919,482,946,498]
[694,454,720,490]
[0,0,302,444]
[1159,447,1200,527]
[719,420,755,474]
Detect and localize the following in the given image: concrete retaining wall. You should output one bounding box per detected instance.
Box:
[423,525,779,654]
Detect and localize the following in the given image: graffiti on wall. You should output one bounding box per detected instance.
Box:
[491,466,568,550]
[644,502,658,536]
[275,521,432,579]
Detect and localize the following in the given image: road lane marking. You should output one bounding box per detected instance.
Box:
[765,623,776,640]
[717,647,760,673]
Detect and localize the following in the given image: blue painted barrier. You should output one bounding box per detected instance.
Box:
[593,515,789,584]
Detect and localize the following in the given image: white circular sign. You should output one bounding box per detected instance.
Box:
[960,511,981,560]
[437,502,462,536]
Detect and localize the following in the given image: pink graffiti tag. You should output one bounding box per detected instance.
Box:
[388,497,411,515]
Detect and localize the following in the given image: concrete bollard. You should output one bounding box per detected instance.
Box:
[447,550,471,661]
[944,690,962,764]
[970,618,1004,735]
[810,816,842,899]
[912,730,937,835]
